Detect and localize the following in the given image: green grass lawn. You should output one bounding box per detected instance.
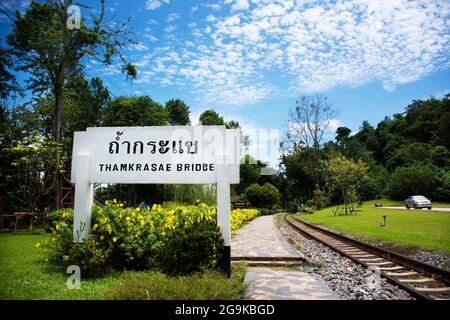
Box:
[0,232,123,299]
[0,230,246,300]
[374,198,450,208]
[297,200,450,254]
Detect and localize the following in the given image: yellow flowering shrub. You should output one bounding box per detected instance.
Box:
[230,208,259,233]
[45,201,259,275]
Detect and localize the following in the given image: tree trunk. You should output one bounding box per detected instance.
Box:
[54,80,63,210]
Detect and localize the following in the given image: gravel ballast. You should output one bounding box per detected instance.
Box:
[277,217,414,300]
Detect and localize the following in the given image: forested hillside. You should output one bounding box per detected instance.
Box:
[279,95,450,209]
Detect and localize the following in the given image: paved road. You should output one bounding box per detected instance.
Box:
[378,206,450,212]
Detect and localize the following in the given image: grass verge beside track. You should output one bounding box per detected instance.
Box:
[297,200,450,254]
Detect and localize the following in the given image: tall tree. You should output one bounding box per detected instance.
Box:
[0,43,19,104]
[165,98,190,125]
[100,95,168,206]
[323,153,367,215]
[10,135,64,212]
[7,0,136,208]
[287,95,337,150]
[102,96,167,126]
[335,127,351,144]
[199,109,224,125]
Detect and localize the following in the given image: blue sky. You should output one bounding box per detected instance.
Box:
[1,0,449,165]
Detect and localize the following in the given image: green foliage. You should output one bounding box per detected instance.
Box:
[105,263,247,300]
[272,204,284,213]
[256,207,269,215]
[0,233,247,299]
[323,153,368,215]
[155,219,223,276]
[165,99,190,125]
[244,182,280,208]
[7,0,136,145]
[102,96,167,126]
[281,148,318,203]
[312,186,329,210]
[33,75,110,160]
[386,142,431,170]
[244,183,262,206]
[335,127,351,143]
[0,43,19,100]
[387,165,440,200]
[9,135,64,211]
[7,1,136,88]
[226,120,240,129]
[44,202,258,277]
[287,200,300,213]
[199,109,224,125]
[357,164,389,201]
[237,155,268,195]
[434,168,450,201]
[260,183,280,207]
[67,240,112,278]
[171,184,217,205]
[301,207,315,214]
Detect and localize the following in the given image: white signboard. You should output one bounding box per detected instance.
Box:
[71,126,240,276]
[71,126,240,184]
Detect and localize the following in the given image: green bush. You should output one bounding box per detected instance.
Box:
[105,263,247,300]
[43,202,259,277]
[44,212,112,277]
[244,182,280,208]
[273,204,283,213]
[433,167,450,201]
[46,208,73,232]
[260,183,280,207]
[155,218,223,276]
[288,201,299,213]
[257,207,269,215]
[387,165,440,200]
[244,183,261,206]
[301,207,315,214]
[66,240,112,277]
[312,187,329,210]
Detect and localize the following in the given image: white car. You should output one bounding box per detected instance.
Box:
[405,195,432,210]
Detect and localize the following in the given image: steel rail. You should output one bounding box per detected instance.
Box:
[283,214,450,300]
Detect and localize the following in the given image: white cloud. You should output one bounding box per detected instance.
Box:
[328,119,343,133]
[0,0,30,22]
[167,13,180,23]
[145,0,169,10]
[231,0,249,12]
[164,25,176,33]
[206,3,222,11]
[132,0,450,107]
[206,14,216,23]
[130,42,149,51]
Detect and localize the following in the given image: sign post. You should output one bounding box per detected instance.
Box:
[71,126,240,276]
[216,155,231,277]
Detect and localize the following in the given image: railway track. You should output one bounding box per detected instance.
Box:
[284,214,450,300]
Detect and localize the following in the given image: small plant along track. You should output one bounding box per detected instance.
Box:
[284,214,450,300]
